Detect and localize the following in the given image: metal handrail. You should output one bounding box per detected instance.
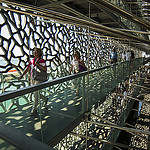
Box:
[0,58,149,102]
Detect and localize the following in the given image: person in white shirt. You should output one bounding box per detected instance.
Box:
[126,50,131,61]
[69,51,86,74]
[122,51,126,61]
[69,50,86,94]
[19,48,48,115]
[110,48,118,64]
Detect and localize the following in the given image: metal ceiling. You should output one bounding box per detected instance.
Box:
[10,0,150,29]
[1,0,150,52]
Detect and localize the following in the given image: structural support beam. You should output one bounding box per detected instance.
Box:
[95,4,127,28]
[116,28,150,35]
[41,0,74,8]
[86,120,150,135]
[90,113,150,143]
[139,77,150,81]
[130,82,150,90]
[118,94,150,106]
[70,132,143,149]
[59,3,98,23]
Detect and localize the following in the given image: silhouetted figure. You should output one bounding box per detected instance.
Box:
[110,48,117,64]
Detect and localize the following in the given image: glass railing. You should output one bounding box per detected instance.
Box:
[0,57,149,149]
[0,71,29,113]
[0,58,148,114]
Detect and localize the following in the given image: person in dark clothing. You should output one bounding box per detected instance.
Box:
[110,48,118,64]
[130,50,135,60]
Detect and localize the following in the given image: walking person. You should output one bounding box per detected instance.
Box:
[130,50,135,60]
[110,48,118,64]
[122,51,126,62]
[126,50,131,61]
[130,50,135,70]
[69,50,87,94]
[19,48,48,115]
[69,50,87,74]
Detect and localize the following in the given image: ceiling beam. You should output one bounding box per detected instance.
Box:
[102,10,127,28]
[41,0,74,8]
[41,0,99,23]
[44,0,127,29]
[88,0,150,30]
[58,3,98,23]
[116,28,150,34]
[101,21,118,25]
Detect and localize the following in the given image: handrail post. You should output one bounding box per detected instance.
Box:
[114,64,117,88]
[38,89,44,142]
[0,73,6,112]
[82,76,86,112]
